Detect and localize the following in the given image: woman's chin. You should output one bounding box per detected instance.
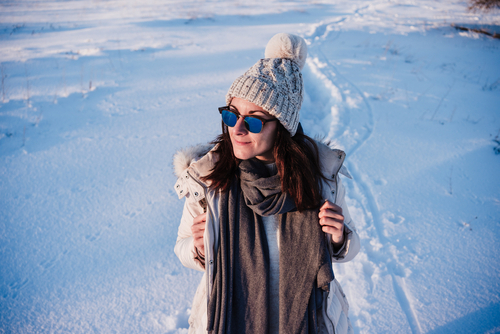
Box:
[233,151,255,161]
[234,151,274,162]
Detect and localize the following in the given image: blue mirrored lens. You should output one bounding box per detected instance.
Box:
[221,109,237,127]
[221,108,264,133]
[245,117,263,133]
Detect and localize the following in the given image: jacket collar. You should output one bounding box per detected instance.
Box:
[173,140,349,186]
[315,141,348,179]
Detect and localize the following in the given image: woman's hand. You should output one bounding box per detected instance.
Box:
[191,212,207,256]
[319,200,345,246]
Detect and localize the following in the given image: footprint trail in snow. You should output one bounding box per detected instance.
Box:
[302,20,422,334]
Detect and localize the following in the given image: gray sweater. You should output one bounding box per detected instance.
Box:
[262,163,280,334]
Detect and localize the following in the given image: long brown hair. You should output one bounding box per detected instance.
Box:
[202,122,326,212]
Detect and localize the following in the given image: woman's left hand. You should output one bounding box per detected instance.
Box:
[319,200,345,246]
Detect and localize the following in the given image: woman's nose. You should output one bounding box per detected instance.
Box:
[233,116,248,135]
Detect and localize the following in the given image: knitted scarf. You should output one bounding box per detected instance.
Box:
[207,158,334,334]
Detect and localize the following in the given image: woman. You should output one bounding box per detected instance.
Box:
[173,33,360,334]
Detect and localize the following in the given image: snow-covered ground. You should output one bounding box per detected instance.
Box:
[1,1,499,333]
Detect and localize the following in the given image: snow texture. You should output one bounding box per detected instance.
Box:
[1,1,499,333]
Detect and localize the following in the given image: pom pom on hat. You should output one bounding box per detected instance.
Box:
[265,33,308,70]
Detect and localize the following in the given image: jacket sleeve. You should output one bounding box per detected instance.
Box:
[174,192,206,272]
[330,176,361,263]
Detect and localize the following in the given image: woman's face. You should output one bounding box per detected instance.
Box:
[227,97,278,163]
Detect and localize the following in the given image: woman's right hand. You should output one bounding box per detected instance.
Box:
[191,212,207,256]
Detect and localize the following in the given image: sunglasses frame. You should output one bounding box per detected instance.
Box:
[218,106,278,134]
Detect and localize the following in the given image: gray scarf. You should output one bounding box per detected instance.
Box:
[207,158,334,334]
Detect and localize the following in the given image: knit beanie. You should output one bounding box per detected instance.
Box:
[225,33,307,136]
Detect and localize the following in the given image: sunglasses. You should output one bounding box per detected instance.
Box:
[218,106,278,134]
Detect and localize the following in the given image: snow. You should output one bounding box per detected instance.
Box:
[1,0,499,333]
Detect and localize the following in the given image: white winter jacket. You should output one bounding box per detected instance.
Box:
[173,141,360,334]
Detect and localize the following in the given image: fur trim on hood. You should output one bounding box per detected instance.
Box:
[173,144,213,178]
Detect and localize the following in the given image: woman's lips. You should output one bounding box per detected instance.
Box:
[233,139,250,146]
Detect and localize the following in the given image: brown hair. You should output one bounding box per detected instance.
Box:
[202,122,326,212]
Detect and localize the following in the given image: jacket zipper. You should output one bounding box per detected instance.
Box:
[185,170,214,307]
[324,289,335,333]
